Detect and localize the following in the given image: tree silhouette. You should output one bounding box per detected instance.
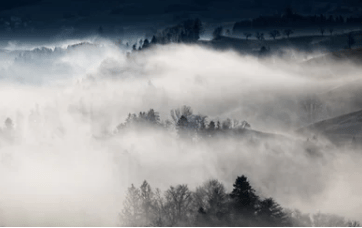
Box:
[348,32,355,49]
[194,207,210,226]
[229,175,259,225]
[176,115,189,138]
[256,32,265,41]
[151,35,157,44]
[164,185,195,226]
[120,184,142,226]
[226,29,231,36]
[142,39,150,49]
[283,29,293,38]
[259,46,270,58]
[269,30,280,40]
[5,118,14,130]
[300,95,323,123]
[139,181,155,225]
[194,179,229,225]
[312,213,349,227]
[212,26,223,40]
[285,209,312,226]
[319,27,325,36]
[244,32,252,40]
[257,198,289,226]
[146,109,160,125]
[222,118,232,130]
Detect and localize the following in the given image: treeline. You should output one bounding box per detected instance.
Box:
[233,7,362,34]
[115,106,251,140]
[120,175,360,227]
[132,18,203,51]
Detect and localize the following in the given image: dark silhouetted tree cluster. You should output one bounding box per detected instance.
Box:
[232,6,359,35]
[135,19,204,51]
[212,26,223,40]
[115,106,251,140]
[120,176,360,226]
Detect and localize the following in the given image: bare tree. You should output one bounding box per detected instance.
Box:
[269,30,280,40]
[194,179,229,224]
[244,32,252,40]
[283,29,294,38]
[300,95,323,123]
[255,32,265,41]
[164,185,195,226]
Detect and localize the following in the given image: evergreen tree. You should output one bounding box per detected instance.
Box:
[229,175,259,225]
[257,197,289,226]
[146,109,160,125]
[212,26,223,40]
[142,39,150,49]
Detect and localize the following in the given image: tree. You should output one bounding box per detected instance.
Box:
[312,213,349,227]
[194,207,210,226]
[212,26,223,40]
[240,120,251,129]
[182,18,204,43]
[120,184,142,226]
[329,28,334,36]
[151,35,157,44]
[300,95,323,123]
[222,118,232,130]
[176,115,189,138]
[164,185,195,226]
[348,32,355,49]
[256,32,265,41]
[269,30,281,40]
[139,181,155,225]
[146,109,160,125]
[347,220,361,227]
[257,198,289,226]
[244,32,252,40]
[5,118,13,130]
[132,44,137,51]
[194,179,229,225]
[285,209,312,226]
[226,29,231,36]
[283,29,294,38]
[259,46,270,58]
[170,105,193,124]
[142,39,150,49]
[229,175,259,225]
[319,27,325,36]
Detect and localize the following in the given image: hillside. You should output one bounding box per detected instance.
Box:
[296,109,362,145]
[198,31,362,58]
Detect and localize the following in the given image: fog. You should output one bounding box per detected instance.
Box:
[0,39,361,226]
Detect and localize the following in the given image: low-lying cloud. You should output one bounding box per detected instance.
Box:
[0,40,361,226]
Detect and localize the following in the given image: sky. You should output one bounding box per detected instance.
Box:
[0,0,361,41]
